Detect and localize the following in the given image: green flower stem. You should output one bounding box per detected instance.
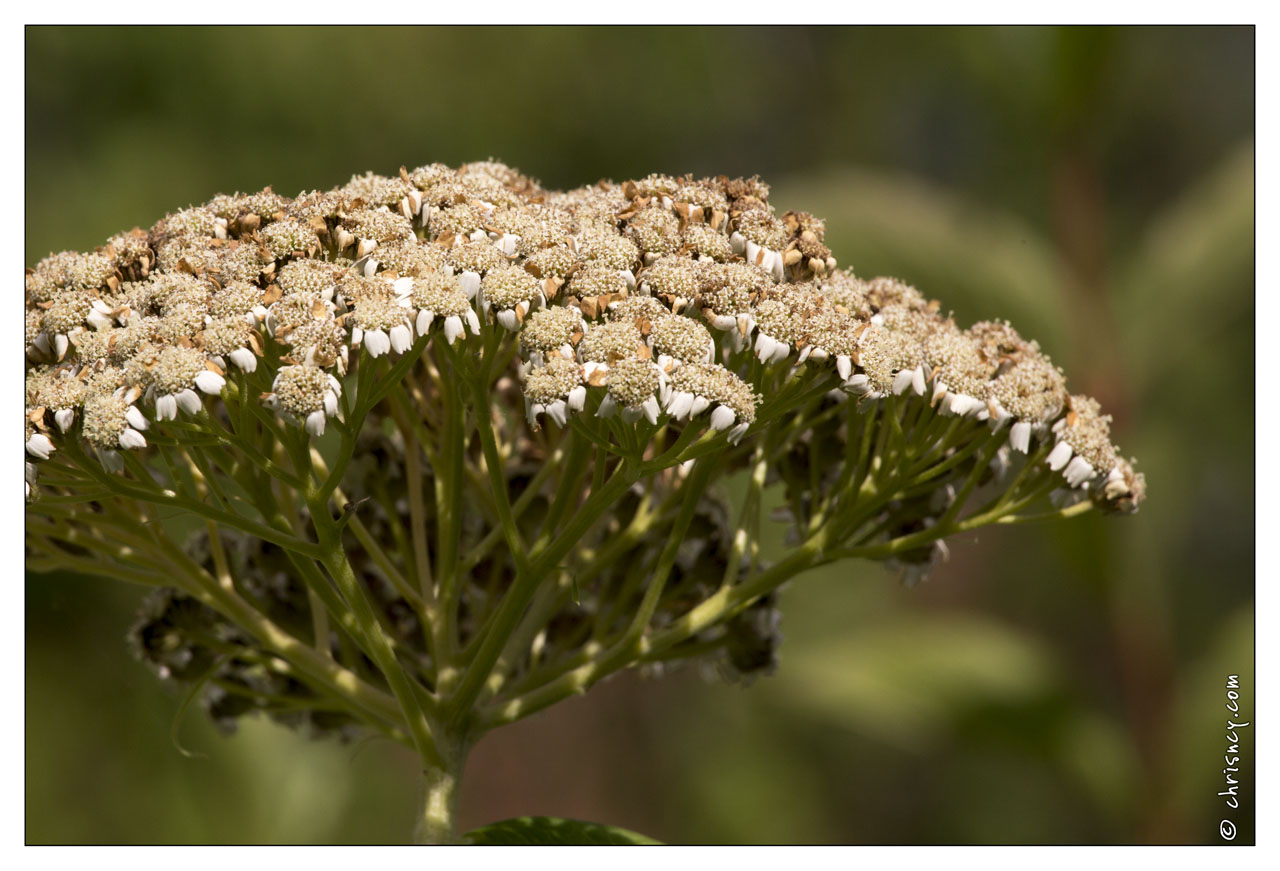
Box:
[444,459,639,730]
[479,534,827,730]
[54,489,411,739]
[723,448,768,587]
[433,347,468,674]
[480,569,576,702]
[457,437,569,576]
[463,370,532,578]
[938,432,1008,527]
[400,427,438,618]
[61,440,324,560]
[615,457,719,640]
[537,428,596,542]
[481,422,1072,732]
[994,500,1095,524]
[310,515,444,768]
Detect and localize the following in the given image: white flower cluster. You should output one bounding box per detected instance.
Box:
[23,160,1143,512]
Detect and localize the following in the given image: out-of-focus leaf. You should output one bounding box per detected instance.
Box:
[1057,710,1138,825]
[775,168,1068,354]
[464,816,660,846]
[773,613,1058,751]
[1114,142,1254,395]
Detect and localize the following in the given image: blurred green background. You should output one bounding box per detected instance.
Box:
[25,26,1254,844]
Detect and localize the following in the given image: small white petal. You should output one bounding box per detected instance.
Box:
[54,333,69,359]
[458,271,482,299]
[546,399,568,427]
[667,391,695,420]
[497,309,520,331]
[892,369,915,395]
[155,394,178,421]
[768,249,785,281]
[393,276,415,297]
[390,324,414,353]
[752,333,771,362]
[125,406,149,431]
[118,428,147,450]
[1064,456,1096,488]
[229,348,258,372]
[99,448,123,473]
[1046,440,1074,471]
[194,371,226,395]
[846,373,871,395]
[596,395,618,418]
[86,308,114,330]
[728,422,750,445]
[53,409,75,432]
[305,410,327,437]
[709,405,737,431]
[567,385,587,413]
[836,356,853,381]
[26,433,54,459]
[416,310,436,335]
[465,309,482,333]
[364,329,391,357]
[1009,421,1033,454]
[642,396,661,425]
[176,389,203,415]
[729,231,746,255]
[324,391,339,417]
[690,395,711,417]
[911,366,926,396]
[443,316,464,345]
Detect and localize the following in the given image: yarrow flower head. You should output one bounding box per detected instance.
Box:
[25,159,1145,843]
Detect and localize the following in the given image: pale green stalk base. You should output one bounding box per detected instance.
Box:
[415,742,466,845]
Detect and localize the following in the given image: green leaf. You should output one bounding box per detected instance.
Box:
[464,816,662,846]
[772,611,1060,752]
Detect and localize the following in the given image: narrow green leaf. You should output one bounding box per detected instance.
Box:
[464,816,661,846]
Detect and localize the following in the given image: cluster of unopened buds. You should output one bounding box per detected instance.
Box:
[26,160,1144,839]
